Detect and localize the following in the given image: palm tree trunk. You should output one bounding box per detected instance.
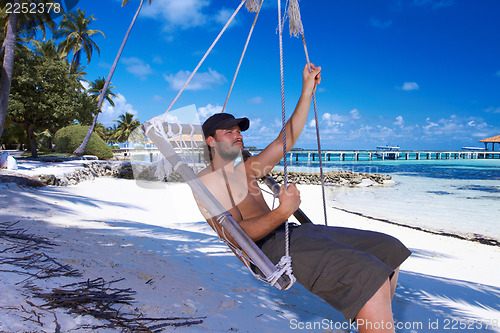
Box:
[27,123,38,158]
[0,0,20,140]
[73,0,145,156]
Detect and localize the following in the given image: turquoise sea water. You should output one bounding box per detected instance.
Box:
[276,159,500,243]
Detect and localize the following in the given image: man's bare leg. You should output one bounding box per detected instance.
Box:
[356,279,395,333]
[390,267,400,300]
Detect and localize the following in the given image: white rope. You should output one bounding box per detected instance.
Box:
[143,116,175,180]
[222,0,264,113]
[208,211,296,289]
[155,155,173,180]
[144,0,317,289]
[300,37,328,226]
[144,119,202,180]
[172,160,188,173]
[265,255,296,289]
[245,0,260,12]
[209,212,261,276]
[164,0,246,116]
[280,0,328,226]
[188,123,200,172]
[288,0,304,37]
[276,0,296,288]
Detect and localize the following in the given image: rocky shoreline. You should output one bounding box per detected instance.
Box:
[266,170,393,187]
[1,160,393,188]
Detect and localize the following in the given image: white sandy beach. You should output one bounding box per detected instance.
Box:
[1,160,500,332]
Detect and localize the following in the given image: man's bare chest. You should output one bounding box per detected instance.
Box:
[224,172,269,218]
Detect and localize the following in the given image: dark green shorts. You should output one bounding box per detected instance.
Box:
[256,223,411,320]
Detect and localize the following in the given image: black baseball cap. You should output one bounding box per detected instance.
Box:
[202,113,250,138]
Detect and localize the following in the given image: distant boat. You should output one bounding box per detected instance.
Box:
[375,145,400,160]
[461,146,486,151]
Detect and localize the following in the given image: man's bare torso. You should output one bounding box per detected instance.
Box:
[197,159,271,222]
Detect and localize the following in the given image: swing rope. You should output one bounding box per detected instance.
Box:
[222,0,264,113]
[287,0,328,226]
[150,0,329,289]
[277,0,295,285]
[163,0,246,116]
[302,34,328,226]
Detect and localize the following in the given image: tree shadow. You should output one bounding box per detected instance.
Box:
[394,271,500,332]
[38,216,500,332]
[2,182,499,332]
[0,184,146,222]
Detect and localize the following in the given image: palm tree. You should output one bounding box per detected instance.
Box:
[88,77,117,107]
[31,39,63,60]
[54,9,104,73]
[71,64,90,88]
[113,112,141,143]
[0,0,56,141]
[94,123,118,144]
[73,0,152,156]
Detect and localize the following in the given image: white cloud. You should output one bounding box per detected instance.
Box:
[197,104,222,123]
[320,110,359,128]
[274,118,284,128]
[485,106,500,114]
[423,117,439,131]
[350,109,361,119]
[164,68,226,90]
[247,96,264,104]
[141,0,209,31]
[100,93,138,127]
[394,115,404,126]
[401,82,420,91]
[121,57,152,80]
[249,118,265,133]
[80,80,90,90]
[420,115,492,139]
[214,8,239,26]
[322,112,348,122]
[164,113,181,123]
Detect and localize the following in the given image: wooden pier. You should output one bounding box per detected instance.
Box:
[114,148,500,163]
[247,149,500,162]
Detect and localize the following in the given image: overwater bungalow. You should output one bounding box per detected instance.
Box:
[479,135,500,151]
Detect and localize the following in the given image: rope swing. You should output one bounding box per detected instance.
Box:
[155,0,328,289]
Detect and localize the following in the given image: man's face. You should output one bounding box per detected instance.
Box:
[211,125,244,161]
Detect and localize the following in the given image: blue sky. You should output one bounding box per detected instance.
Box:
[69,0,500,150]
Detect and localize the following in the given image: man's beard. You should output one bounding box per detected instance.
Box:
[216,142,243,161]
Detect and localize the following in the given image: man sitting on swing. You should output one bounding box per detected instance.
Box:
[196,63,411,333]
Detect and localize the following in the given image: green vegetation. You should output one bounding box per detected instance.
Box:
[54,125,113,160]
[0,4,145,159]
[22,151,72,158]
[113,113,141,143]
[73,0,152,156]
[6,45,97,157]
[0,0,57,143]
[53,8,104,73]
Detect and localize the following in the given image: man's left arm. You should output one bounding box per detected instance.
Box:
[248,63,321,179]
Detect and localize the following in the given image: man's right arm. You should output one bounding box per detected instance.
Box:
[195,178,301,243]
[246,63,321,179]
[237,183,301,241]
